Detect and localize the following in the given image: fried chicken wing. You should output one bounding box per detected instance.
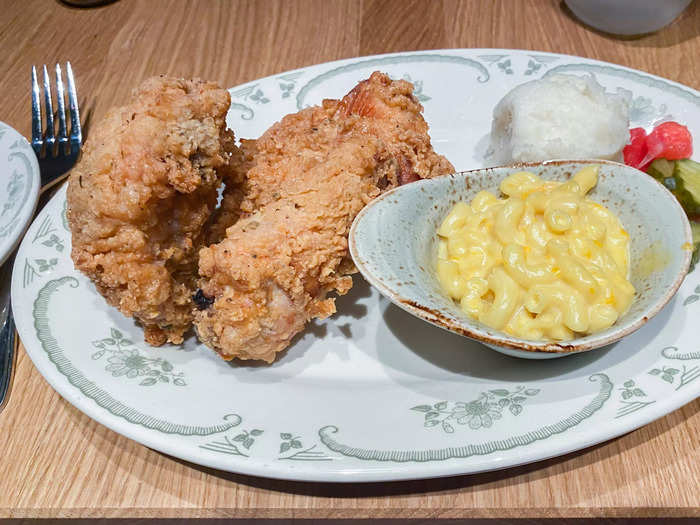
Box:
[194,72,454,362]
[67,76,239,345]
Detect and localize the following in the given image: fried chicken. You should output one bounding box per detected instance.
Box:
[67,72,452,361]
[194,72,454,362]
[67,76,239,345]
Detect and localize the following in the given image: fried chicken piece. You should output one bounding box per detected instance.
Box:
[237,72,453,215]
[67,76,239,345]
[194,72,454,362]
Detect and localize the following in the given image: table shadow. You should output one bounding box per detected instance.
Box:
[362,289,684,414]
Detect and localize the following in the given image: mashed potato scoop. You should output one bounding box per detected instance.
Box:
[488,74,630,165]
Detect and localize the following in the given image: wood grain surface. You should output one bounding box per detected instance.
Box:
[1,0,699,519]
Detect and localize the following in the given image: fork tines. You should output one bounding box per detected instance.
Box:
[31,62,81,158]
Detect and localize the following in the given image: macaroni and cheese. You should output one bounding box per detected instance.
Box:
[436,166,635,341]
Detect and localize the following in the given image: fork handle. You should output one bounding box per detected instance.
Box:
[0,254,16,413]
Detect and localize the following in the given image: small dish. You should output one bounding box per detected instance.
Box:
[350,160,693,359]
[0,122,40,266]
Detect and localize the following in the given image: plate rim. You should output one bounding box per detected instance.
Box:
[0,121,40,267]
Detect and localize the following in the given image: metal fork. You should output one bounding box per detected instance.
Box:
[0,62,82,412]
[32,63,82,187]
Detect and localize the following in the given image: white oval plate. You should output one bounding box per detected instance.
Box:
[0,122,39,266]
[12,50,700,482]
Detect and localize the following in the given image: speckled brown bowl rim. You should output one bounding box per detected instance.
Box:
[349,159,693,355]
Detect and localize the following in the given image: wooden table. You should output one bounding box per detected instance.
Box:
[1,0,699,520]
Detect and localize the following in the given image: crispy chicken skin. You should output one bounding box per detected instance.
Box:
[67,76,239,345]
[194,72,454,362]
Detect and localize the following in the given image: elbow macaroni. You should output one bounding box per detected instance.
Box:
[436,166,635,341]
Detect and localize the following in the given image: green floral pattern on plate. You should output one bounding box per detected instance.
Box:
[616,379,655,418]
[23,216,65,287]
[92,328,187,386]
[2,170,24,218]
[0,126,36,241]
[412,386,540,433]
[200,428,263,457]
[401,73,430,102]
[277,71,305,99]
[33,276,242,436]
[480,54,560,76]
[231,84,270,104]
[279,433,334,461]
[648,346,700,392]
[629,96,672,126]
[649,364,700,391]
[683,284,700,306]
[319,374,612,463]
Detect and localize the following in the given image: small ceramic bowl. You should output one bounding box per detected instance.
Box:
[349,160,693,359]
